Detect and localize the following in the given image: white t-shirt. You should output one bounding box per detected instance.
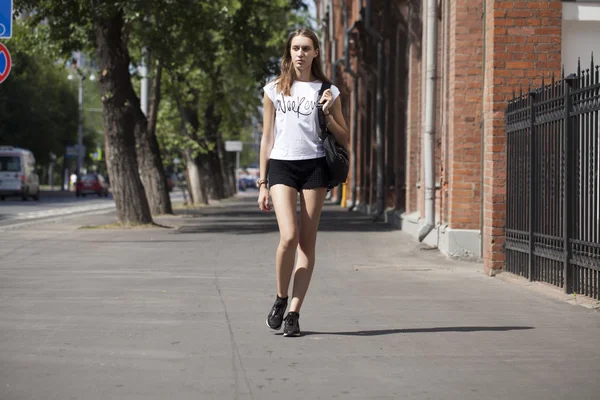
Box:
[263,80,340,160]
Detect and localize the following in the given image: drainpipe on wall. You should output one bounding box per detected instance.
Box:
[363,0,386,222]
[480,0,487,257]
[331,58,345,206]
[330,5,349,98]
[418,0,439,242]
[319,3,330,75]
[344,16,360,212]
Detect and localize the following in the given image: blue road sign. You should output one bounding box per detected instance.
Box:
[0,0,13,39]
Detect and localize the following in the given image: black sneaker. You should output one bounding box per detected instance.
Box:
[283,312,301,337]
[266,296,288,330]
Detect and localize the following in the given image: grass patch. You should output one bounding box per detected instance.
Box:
[173,203,208,211]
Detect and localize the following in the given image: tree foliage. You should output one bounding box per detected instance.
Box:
[14,0,311,205]
[0,22,78,166]
[155,0,311,164]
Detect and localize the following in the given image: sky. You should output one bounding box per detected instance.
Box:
[308,0,317,20]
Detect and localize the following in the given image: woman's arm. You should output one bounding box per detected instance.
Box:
[259,92,275,182]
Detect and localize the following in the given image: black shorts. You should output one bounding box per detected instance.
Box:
[268,157,330,191]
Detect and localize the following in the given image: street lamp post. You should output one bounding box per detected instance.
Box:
[77,74,84,178]
[68,70,95,181]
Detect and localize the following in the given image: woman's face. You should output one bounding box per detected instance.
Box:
[290,35,318,72]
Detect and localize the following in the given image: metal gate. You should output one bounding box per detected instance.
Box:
[505,60,600,299]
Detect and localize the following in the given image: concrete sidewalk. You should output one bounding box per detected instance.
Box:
[0,195,599,400]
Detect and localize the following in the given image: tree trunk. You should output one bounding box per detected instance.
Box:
[184,149,207,205]
[227,158,236,196]
[194,152,211,201]
[94,11,152,225]
[175,89,209,205]
[135,61,173,216]
[203,101,226,200]
[219,140,236,197]
[216,134,233,198]
[209,150,226,199]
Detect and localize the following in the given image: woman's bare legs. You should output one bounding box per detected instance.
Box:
[289,188,328,313]
[269,184,300,298]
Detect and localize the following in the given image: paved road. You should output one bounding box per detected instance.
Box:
[0,196,599,400]
[0,190,184,229]
[0,190,113,220]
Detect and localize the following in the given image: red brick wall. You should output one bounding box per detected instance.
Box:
[394,2,410,211]
[482,0,562,274]
[315,0,566,270]
[447,0,485,230]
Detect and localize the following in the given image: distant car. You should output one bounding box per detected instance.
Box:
[243,175,257,189]
[0,146,40,201]
[76,173,109,197]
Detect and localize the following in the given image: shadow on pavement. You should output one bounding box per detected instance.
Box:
[298,326,535,337]
[175,197,395,235]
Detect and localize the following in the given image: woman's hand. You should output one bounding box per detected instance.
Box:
[319,88,333,114]
[257,186,271,212]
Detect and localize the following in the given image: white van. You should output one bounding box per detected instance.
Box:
[0,146,40,201]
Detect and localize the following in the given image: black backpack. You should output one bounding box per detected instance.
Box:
[317,82,350,188]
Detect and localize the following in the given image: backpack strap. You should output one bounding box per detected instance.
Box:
[317,82,332,139]
[318,81,332,98]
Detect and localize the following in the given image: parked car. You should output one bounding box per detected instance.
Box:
[243,175,257,190]
[0,146,40,201]
[76,173,109,197]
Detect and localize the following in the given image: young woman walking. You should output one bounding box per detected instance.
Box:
[257,28,349,337]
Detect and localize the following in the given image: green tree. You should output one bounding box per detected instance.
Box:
[128,1,228,210]
[18,0,309,221]
[18,0,178,223]
[0,22,78,169]
[156,0,310,204]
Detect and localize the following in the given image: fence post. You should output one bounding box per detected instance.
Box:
[563,74,576,293]
[528,90,536,281]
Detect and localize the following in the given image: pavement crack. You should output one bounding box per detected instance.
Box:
[213,272,254,400]
[0,241,33,259]
[5,236,55,264]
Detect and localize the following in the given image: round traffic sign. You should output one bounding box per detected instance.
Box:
[0,42,12,84]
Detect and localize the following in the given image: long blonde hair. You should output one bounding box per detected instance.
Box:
[276,28,332,96]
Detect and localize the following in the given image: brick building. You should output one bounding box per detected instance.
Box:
[315,0,598,275]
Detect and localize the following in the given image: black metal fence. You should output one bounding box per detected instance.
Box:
[505,60,600,299]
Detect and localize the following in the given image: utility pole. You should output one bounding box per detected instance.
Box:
[70,52,91,180]
[77,73,84,178]
[70,53,96,181]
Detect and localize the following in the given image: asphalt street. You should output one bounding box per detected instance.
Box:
[0,189,184,229]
